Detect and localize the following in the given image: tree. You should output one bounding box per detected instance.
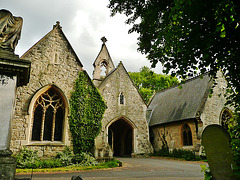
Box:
[108,0,240,94]
[129,66,179,103]
[108,0,240,175]
[69,71,106,154]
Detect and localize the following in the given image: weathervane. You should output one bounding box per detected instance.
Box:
[101,36,107,44]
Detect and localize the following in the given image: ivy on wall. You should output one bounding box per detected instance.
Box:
[69,71,106,154]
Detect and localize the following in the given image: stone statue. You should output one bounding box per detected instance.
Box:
[0,9,23,52]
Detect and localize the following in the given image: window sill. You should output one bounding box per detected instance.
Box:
[27,141,65,146]
[182,145,194,150]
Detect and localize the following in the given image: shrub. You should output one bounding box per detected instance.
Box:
[182,150,196,161]
[154,148,170,157]
[15,147,39,169]
[55,146,74,166]
[201,164,212,180]
[154,148,205,161]
[101,159,120,168]
[72,152,98,166]
[15,147,117,169]
[38,159,63,168]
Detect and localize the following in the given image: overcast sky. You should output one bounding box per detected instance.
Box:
[2,0,162,77]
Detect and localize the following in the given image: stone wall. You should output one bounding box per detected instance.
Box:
[95,62,153,158]
[151,120,201,152]
[10,25,82,156]
[200,71,229,128]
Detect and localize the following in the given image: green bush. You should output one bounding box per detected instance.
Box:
[15,147,70,169]
[171,149,196,160]
[37,159,63,168]
[201,164,212,180]
[15,147,40,169]
[15,146,117,169]
[55,146,74,166]
[101,159,120,168]
[154,148,170,157]
[72,152,98,166]
[154,148,205,161]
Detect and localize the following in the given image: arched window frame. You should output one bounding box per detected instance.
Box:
[220,108,232,130]
[119,92,124,105]
[100,60,108,77]
[182,123,193,146]
[23,85,70,146]
[51,52,60,64]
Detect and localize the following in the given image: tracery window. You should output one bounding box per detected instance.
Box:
[120,92,124,105]
[31,87,64,141]
[221,109,232,130]
[182,124,193,146]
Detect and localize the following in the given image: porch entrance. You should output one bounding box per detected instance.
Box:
[108,119,133,156]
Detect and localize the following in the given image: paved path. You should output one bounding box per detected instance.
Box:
[16,157,206,180]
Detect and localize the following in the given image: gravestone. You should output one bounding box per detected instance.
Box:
[0,9,31,179]
[202,124,236,180]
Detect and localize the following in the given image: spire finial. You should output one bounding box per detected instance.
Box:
[101,36,107,44]
[53,21,62,29]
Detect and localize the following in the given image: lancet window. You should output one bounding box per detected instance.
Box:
[182,124,193,146]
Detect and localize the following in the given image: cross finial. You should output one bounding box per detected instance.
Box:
[101,36,107,44]
[53,21,62,29]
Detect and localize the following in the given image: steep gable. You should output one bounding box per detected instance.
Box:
[98,61,146,105]
[21,21,83,67]
[17,21,83,101]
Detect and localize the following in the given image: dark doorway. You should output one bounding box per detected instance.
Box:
[108,119,133,156]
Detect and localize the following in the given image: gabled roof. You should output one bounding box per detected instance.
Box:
[20,21,83,67]
[98,61,146,105]
[148,74,212,126]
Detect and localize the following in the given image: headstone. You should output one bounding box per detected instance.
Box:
[0,9,31,180]
[202,124,236,180]
[71,176,83,180]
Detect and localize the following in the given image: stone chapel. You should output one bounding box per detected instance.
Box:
[10,23,152,157]
[92,38,153,158]
[10,21,230,158]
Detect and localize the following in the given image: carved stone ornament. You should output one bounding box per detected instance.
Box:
[0,75,13,86]
[0,9,23,52]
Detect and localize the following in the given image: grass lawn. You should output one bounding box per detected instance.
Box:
[16,161,120,174]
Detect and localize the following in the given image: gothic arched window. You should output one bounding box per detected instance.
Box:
[221,109,232,130]
[31,87,64,141]
[182,124,193,146]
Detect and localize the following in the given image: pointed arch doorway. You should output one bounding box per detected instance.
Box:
[108,118,134,156]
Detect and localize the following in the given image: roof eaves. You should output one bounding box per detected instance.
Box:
[149,118,197,127]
